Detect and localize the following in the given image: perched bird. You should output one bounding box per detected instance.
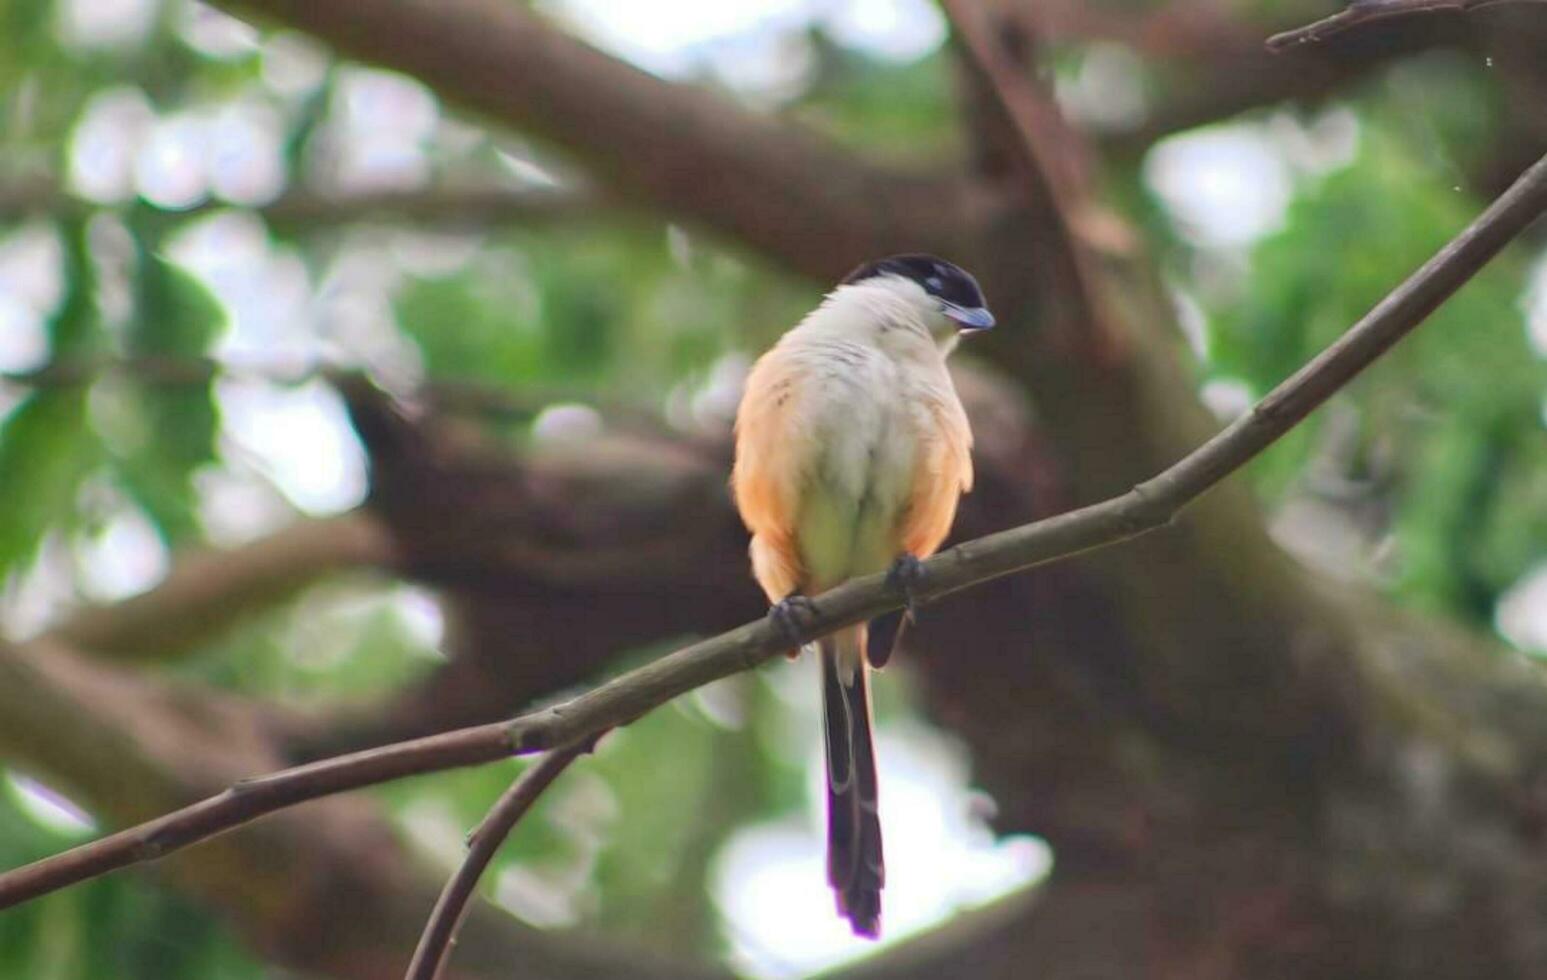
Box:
[731,254,991,937]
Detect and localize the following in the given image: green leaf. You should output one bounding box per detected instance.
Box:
[791,31,958,162]
[114,233,223,545]
[0,391,95,576]
[0,219,100,578]
[0,778,267,979]
[1202,119,1545,623]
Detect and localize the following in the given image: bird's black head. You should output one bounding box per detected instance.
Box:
[842,253,995,332]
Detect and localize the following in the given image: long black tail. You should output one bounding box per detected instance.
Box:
[820,627,883,938]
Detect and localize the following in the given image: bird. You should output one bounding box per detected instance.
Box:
[730,253,992,938]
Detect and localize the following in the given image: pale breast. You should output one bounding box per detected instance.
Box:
[784,339,925,587]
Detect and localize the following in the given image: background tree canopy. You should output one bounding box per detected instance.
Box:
[0,0,1545,977]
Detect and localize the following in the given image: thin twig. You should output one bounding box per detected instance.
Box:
[404,739,594,980]
[1266,0,1543,51]
[2,149,1546,912]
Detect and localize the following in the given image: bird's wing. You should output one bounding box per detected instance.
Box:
[732,348,810,599]
[898,394,973,560]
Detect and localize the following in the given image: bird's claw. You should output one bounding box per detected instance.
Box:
[885,554,926,622]
[769,594,819,647]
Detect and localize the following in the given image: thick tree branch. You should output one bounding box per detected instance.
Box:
[211,0,985,279]
[46,512,395,661]
[1012,1,1499,160]
[1102,16,1467,160]
[1267,0,1546,50]
[6,145,1544,911]
[948,1,1097,208]
[405,741,593,980]
[942,0,1117,342]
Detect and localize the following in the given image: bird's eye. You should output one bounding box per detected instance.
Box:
[925,276,943,291]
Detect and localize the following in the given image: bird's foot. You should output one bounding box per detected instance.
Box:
[885,554,926,622]
[769,594,819,653]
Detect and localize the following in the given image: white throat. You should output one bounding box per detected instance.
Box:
[810,276,958,354]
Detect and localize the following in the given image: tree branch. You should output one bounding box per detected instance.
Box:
[5,145,1544,911]
[211,0,984,279]
[1103,16,1466,160]
[0,638,723,979]
[45,512,395,662]
[941,0,1117,339]
[946,0,1097,208]
[1010,0,1493,158]
[405,741,594,980]
[1266,0,1545,51]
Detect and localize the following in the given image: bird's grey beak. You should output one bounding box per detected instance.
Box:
[942,302,995,332]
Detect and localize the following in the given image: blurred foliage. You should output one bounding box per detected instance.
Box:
[395,226,811,396]
[790,29,960,162]
[371,671,803,959]
[1203,116,1545,622]
[115,227,222,544]
[168,579,439,702]
[0,781,265,978]
[0,218,100,579]
[0,0,1544,977]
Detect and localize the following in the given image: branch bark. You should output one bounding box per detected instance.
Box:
[6,145,1544,910]
[11,2,1545,974]
[1102,15,1471,160]
[212,0,986,279]
[1267,0,1546,50]
[0,639,722,979]
[406,742,593,980]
